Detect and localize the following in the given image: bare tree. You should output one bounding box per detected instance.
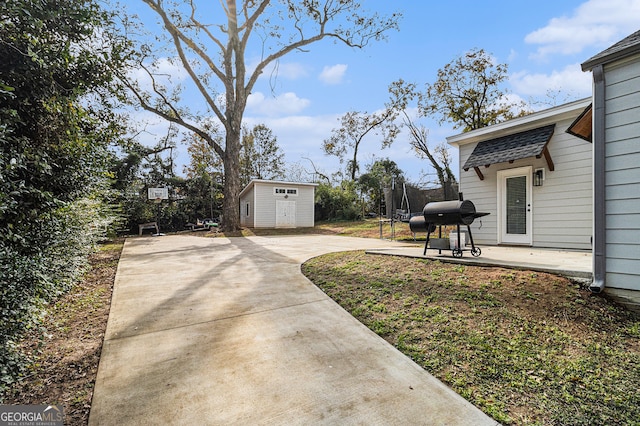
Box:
[116,0,401,230]
[323,107,401,182]
[388,79,458,200]
[281,160,316,183]
[302,157,332,184]
[405,123,457,200]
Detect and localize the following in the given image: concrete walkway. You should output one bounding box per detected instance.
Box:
[90,235,497,425]
[368,244,592,280]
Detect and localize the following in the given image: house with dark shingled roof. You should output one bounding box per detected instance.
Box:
[447,98,593,250]
[447,29,640,312]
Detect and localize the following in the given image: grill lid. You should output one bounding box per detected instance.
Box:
[423,200,476,225]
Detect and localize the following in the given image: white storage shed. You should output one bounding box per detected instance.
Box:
[239,180,318,229]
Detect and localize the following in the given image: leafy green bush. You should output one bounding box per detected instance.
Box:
[315,182,362,221]
[0,197,115,395]
[0,0,125,397]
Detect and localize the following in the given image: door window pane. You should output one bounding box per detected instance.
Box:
[506,176,526,234]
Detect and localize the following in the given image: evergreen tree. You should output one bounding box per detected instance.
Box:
[240,124,285,187]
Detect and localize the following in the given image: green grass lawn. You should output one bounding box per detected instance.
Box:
[217,218,428,241]
[302,250,640,425]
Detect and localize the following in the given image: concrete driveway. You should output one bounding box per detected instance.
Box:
[90,234,496,425]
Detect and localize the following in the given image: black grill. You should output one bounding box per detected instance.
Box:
[424,200,476,225]
[410,196,489,258]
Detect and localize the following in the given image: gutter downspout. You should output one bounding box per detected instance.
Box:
[590,64,606,293]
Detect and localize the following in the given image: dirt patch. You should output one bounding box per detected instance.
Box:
[3,240,123,425]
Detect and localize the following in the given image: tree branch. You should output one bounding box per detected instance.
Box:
[118,72,225,158]
[143,0,226,125]
[302,157,331,184]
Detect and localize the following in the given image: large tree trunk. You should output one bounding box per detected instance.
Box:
[222,129,242,231]
[131,1,401,232]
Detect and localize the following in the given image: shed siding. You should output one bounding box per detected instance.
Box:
[458,117,592,249]
[244,181,316,228]
[604,54,640,291]
[254,182,278,228]
[296,186,316,227]
[239,186,255,227]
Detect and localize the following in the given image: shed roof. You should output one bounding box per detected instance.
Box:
[239,179,318,198]
[462,124,556,171]
[582,29,640,71]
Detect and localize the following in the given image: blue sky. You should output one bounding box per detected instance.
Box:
[130,0,640,185]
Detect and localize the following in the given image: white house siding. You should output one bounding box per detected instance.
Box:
[533,121,592,249]
[604,54,640,290]
[458,143,498,245]
[457,115,593,249]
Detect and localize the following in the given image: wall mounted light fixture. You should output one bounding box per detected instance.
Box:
[534,168,545,187]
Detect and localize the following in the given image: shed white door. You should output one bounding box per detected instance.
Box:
[276,200,296,228]
[498,167,532,245]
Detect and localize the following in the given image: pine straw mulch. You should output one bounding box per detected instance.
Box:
[3,240,123,425]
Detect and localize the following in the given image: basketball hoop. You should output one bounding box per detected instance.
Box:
[148,187,169,201]
[155,197,162,204]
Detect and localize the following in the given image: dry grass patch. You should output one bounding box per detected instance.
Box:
[302,251,640,425]
[211,218,422,240]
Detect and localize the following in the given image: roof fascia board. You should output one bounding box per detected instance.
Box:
[447,98,591,147]
[251,179,318,188]
[240,179,319,198]
[582,43,640,71]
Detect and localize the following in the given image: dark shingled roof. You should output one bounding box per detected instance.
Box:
[582,29,640,71]
[463,124,555,170]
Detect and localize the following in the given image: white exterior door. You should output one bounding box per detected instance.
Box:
[498,167,532,245]
[276,200,296,228]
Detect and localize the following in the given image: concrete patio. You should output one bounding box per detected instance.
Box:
[368,243,593,280]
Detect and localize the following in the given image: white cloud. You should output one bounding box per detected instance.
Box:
[318,64,348,85]
[276,62,310,80]
[261,61,310,80]
[247,58,310,82]
[525,0,640,59]
[262,115,337,148]
[242,113,340,171]
[246,91,311,117]
[510,63,592,98]
[127,57,189,91]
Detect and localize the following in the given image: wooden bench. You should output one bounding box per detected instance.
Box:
[186,220,219,233]
[138,222,159,236]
